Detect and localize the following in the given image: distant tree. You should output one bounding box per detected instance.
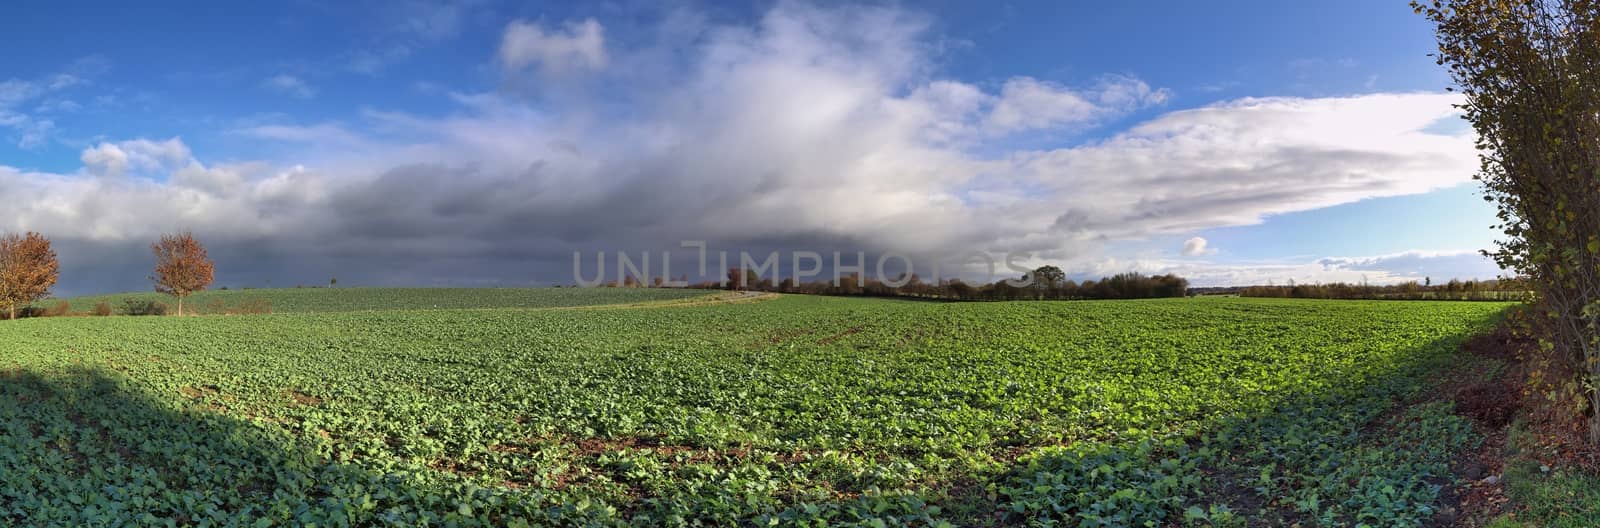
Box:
[329,277,338,288]
[150,232,215,316]
[946,279,974,300]
[988,279,1022,301]
[0,232,60,320]
[1031,265,1066,299]
[838,273,863,295]
[1078,279,1098,299]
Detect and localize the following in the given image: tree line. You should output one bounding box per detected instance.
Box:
[675,265,1192,301]
[1239,277,1528,301]
[0,231,215,320]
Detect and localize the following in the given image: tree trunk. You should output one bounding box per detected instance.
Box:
[1591,388,1600,446]
[6,305,12,320]
[177,296,184,316]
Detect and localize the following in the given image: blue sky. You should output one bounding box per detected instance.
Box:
[0,1,1503,293]
[3,1,1453,170]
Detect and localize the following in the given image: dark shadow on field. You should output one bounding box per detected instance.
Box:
[0,367,954,527]
[994,307,1512,527]
[0,368,570,526]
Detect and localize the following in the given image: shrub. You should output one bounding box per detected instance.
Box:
[91,302,113,317]
[232,299,272,315]
[120,299,169,316]
[41,300,72,317]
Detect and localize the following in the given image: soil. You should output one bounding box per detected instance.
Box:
[1429,328,1526,526]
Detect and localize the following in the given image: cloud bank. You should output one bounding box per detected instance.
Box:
[1062,250,1499,288]
[0,3,1487,294]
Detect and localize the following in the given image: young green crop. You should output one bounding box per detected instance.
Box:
[0,294,1507,526]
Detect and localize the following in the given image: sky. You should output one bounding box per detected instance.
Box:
[0,0,1506,294]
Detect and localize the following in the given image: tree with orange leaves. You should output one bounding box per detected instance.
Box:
[150,232,215,316]
[0,232,60,320]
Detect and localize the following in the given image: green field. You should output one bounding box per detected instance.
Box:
[0,293,1508,526]
[44,287,716,314]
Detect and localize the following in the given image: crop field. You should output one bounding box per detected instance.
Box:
[0,293,1508,526]
[43,287,716,314]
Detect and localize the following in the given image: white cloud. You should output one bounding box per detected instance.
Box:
[172,161,253,196]
[1014,93,1475,243]
[120,138,193,167]
[79,143,128,177]
[1315,249,1493,278]
[986,75,1169,134]
[262,75,316,99]
[499,18,608,76]
[1181,237,1215,256]
[81,137,193,178]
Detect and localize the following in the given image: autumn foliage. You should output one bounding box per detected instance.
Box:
[0,232,60,320]
[1419,0,1600,442]
[150,232,215,316]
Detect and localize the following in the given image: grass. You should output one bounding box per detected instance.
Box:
[42,286,716,314]
[0,293,1510,526]
[1486,422,1600,527]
